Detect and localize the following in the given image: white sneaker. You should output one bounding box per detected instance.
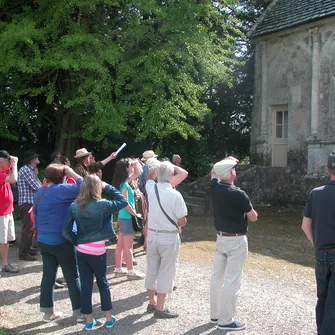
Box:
[127,270,145,280]
[114,268,127,277]
[43,312,63,323]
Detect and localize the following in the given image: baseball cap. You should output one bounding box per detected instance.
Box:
[213,158,238,179]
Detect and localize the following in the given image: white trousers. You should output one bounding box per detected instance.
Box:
[210,235,248,325]
[145,231,180,293]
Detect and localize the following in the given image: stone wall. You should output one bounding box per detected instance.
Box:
[235,165,328,206]
[250,18,335,174]
[184,165,329,212]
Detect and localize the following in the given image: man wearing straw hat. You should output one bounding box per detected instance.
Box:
[74,148,117,178]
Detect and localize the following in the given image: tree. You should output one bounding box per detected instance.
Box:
[0,0,241,160]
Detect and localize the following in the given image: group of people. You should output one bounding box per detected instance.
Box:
[0,147,188,330]
[0,146,334,334]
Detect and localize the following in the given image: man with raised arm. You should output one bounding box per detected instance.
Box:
[74,148,117,178]
[0,150,19,273]
[209,156,258,331]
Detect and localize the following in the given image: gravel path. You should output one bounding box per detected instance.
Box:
[0,214,317,335]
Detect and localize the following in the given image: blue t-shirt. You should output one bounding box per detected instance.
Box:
[34,179,83,245]
[118,181,135,219]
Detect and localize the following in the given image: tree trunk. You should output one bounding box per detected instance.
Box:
[56,110,81,166]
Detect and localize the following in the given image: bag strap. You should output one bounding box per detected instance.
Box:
[34,187,48,216]
[154,184,179,232]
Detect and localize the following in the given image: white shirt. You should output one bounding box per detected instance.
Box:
[146,180,188,231]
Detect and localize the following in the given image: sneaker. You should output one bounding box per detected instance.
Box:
[54,282,65,289]
[114,268,128,277]
[19,254,37,261]
[146,304,156,313]
[154,308,179,319]
[85,318,97,331]
[43,312,63,323]
[127,270,145,280]
[122,260,137,267]
[2,264,19,273]
[210,318,218,324]
[105,315,116,328]
[29,250,38,256]
[217,320,246,331]
[76,314,86,323]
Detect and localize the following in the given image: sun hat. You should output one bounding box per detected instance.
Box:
[141,150,158,161]
[74,148,92,159]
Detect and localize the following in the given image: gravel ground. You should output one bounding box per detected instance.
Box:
[0,212,317,335]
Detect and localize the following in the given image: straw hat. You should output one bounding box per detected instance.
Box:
[74,148,91,159]
[141,150,158,161]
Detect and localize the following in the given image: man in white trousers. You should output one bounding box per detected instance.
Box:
[210,157,258,331]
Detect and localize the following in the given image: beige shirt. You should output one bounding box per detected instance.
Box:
[146,180,187,231]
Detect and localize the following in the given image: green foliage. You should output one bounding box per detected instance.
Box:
[0,0,241,154]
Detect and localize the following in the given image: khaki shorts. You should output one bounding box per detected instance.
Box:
[0,213,15,243]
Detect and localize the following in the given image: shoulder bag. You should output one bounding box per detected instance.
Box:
[154,184,182,239]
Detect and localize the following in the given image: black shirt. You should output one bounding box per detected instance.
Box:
[210,179,253,234]
[303,181,335,249]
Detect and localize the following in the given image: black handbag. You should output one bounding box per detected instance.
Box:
[132,215,144,232]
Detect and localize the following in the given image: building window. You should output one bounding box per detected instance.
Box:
[275,110,288,139]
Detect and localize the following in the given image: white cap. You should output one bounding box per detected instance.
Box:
[213,159,237,179]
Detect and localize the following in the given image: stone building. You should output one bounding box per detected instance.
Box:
[249,0,335,174]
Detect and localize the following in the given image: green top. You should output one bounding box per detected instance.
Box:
[118,181,135,219]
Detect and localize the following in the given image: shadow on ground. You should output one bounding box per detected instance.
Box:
[181,206,314,268]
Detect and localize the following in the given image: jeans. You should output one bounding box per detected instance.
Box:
[77,251,112,314]
[210,235,248,325]
[39,241,81,313]
[315,250,335,335]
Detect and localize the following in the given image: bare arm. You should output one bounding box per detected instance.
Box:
[121,187,138,217]
[246,208,258,222]
[128,159,143,182]
[177,216,187,227]
[302,216,313,244]
[100,152,118,166]
[170,165,188,188]
[5,156,18,184]
[64,166,82,182]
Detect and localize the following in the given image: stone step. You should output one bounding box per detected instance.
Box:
[185,201,206,216]
[183,195,205,205]
[189,190,206,198]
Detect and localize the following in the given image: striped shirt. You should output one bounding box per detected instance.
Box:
[76,241,106,256]
[18,165,41,205]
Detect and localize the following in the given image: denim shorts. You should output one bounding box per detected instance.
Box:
[118,218,135,236]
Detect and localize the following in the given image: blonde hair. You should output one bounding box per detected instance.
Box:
[77,175,102,211]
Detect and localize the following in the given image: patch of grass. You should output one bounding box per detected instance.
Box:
[180,206,314,268]
[0,328,14,335]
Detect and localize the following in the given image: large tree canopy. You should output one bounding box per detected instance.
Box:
[0,0,241,158]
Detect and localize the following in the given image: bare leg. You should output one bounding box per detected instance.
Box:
[0,243,9,266]
[156,293,167,311]
[115,233,124,269]
[123,235,134,271]
[147,289,157,306]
